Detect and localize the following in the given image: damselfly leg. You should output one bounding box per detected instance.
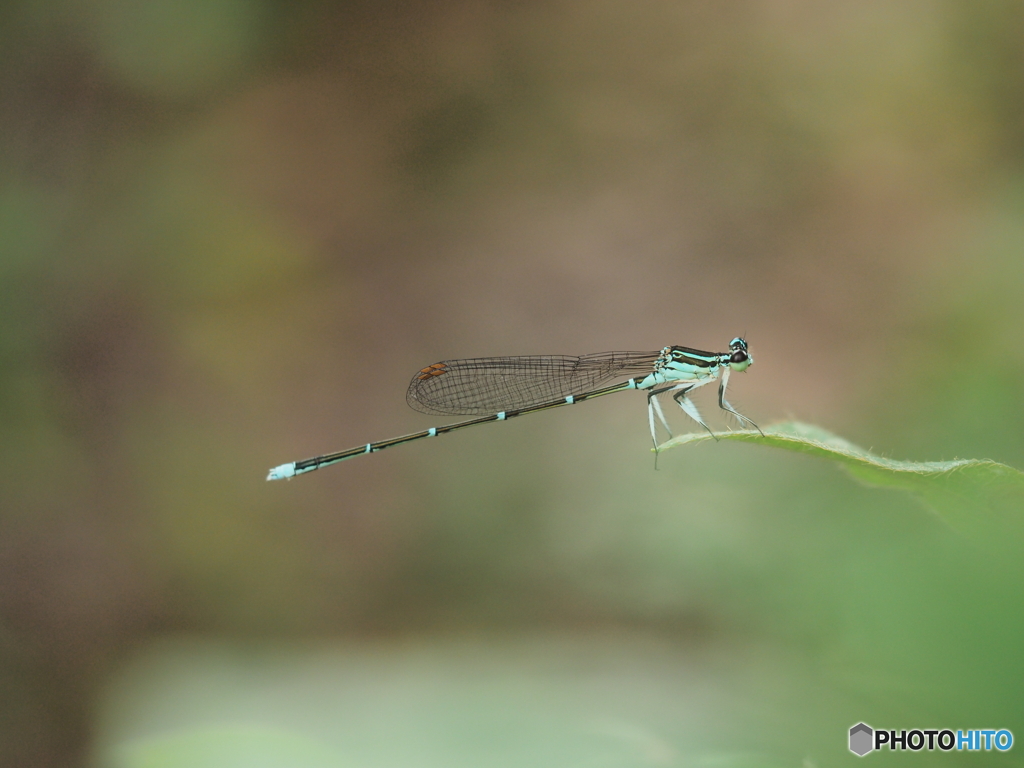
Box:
[671,383,717,441]
[647,388,675,447]
[717,367,763,434]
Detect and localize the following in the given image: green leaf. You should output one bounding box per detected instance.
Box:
[658,421,1024,543]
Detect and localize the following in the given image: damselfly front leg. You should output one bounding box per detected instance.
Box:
[717,367,763,434]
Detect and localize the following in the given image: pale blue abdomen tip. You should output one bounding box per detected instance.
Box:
[266,463,297,481]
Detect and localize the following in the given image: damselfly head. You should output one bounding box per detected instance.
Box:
[728,337,752,371]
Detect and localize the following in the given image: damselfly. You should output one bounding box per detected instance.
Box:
[266,338,759,480]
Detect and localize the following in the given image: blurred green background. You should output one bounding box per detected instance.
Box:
[2,1,1024,766]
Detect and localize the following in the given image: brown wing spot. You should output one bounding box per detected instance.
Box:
[416,363,448,380]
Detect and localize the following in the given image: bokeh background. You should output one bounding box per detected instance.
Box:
[3,1,1024,766]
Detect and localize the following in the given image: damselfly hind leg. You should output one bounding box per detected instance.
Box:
[647,393,669,469]
[646,389,674,469]
[646,389,674,447]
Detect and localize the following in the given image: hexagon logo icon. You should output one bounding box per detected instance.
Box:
[849,723,874,756]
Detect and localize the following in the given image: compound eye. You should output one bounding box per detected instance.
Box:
[730,350,748,364]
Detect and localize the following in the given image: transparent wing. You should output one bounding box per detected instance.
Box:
[406,351,660,416]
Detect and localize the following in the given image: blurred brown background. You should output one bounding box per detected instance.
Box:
[3,1,1024,766]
